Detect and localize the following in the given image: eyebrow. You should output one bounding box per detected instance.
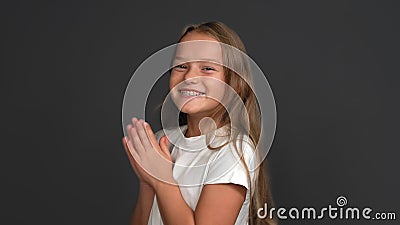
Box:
[174,56,222,64]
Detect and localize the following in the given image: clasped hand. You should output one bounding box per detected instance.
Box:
[122,117,176,188]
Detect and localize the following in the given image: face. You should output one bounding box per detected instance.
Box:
[169,31,226,117]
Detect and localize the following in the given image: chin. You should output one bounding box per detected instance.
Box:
[181,106,218,117]
[180,107,202,115]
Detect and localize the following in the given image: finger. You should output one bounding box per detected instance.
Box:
[131,117,138,126]
[126,116,138,141]
[130,126,145,156]
[123,136,135,156]
[159,135,170,156]
[122,136,141,169]
[125,117,138,142]
[126,124,134,143]
[135,119,152,150]
[122,136,134,157]
[126,137,141,161]
[144,122,161,150]
[123,137,145,178]
[159,135,173,163]
[122,136,129,151]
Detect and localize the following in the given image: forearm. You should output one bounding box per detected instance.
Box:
[130,183,155,225]
[154,182,195,225]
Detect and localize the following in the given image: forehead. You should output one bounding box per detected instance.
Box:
[174,39,223,64]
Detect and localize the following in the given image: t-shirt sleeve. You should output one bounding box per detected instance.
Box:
[204,138,257,190]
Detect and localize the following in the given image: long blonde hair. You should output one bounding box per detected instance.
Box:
[177,22,277,225]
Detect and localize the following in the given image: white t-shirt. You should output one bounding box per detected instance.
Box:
[147,125,257,225]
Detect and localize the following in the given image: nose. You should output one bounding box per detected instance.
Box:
[183,65,200,84]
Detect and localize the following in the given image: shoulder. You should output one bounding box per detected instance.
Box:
[205,132,258,190]
[216,131,256,159]
[219,133,256,167]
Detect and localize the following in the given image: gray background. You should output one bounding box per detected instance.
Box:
[1,0,399,224]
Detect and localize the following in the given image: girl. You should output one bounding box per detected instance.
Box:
[122,21,276,225]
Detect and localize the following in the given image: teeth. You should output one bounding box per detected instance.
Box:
[180,90,205,97]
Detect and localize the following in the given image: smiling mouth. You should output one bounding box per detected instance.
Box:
[179,90,206,97]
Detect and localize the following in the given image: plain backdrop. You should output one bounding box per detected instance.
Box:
[1,0,399,224]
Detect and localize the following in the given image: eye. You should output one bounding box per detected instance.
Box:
[173,64,187,71]
[202,66,216,71]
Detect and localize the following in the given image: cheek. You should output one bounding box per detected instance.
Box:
[205,80,226,101]
[169,75,180,90]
